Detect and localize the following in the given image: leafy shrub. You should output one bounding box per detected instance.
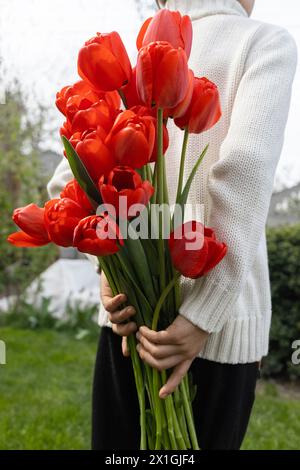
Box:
[0,84,58,299]
[0,298,99,340]
[263,224,300,380]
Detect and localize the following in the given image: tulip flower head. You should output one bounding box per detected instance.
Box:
[56,80,99,117]
[44,198,91,247]
[75,129,116,183]
[130,105,169,162]
[106,110,155,168]
[122,67,145,109]
[99,166,154,219]
[60,179,94,214]
[8,204,50,247]
[73,214,123,256]
[78,32,132,92]
[175,77,222,133]
[169,221,227,278]
[136,41,189,109]
[137,9,193,59]
[70,100,118,135]
[167,69,194,119]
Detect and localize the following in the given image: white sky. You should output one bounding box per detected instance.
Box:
[0,0,299,189]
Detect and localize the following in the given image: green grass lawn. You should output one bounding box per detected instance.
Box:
[0,327,95,450]
[0,327,299,450]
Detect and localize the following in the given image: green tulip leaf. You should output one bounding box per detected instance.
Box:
[62,136,102,207]
[174,144,209,223]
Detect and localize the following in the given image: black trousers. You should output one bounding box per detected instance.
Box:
[92,327,259,450]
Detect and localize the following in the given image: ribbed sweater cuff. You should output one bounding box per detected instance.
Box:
[178,279,236,333]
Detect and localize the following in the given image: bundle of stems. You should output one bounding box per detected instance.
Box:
[97,107,207,449]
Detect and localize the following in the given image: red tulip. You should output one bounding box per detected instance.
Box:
[167,69,194,119]
[44,198,90,247]
[137,9,193,59]
[75,129,116,182]
[73,214,122,256]
[131,105,169,162]
[56,80,99,117]
[174,77,222,133]
[60,120,72,139]
[67,131,82,151]
[106,110,155,168]
[60,179,94,214]
[78,32,132,92]
[99,166,154,219]
[168,221,227,279]
[122,67,144,109]
[56,80,120,119]
[71,100,117,134]
[8,204,50,247]
[136,41,189,109]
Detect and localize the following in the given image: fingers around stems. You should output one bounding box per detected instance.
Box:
[112,322,138,337]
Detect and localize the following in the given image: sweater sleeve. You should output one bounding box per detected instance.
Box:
[47,157,99,271]
[179,25,298,333]
[47,157,74,200]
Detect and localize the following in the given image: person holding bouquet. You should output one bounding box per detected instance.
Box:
[39,0,297,450]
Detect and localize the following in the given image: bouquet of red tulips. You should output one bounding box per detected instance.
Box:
[8,9,227,449]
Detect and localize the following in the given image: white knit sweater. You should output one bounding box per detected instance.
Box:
[48,0,297,364]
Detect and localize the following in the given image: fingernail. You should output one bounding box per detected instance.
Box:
[136,332,140,340]
[160,392,168,399]
[136,344,140,351]
[127,307,135,315]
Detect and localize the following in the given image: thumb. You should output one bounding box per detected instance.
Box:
[159,360,191,398]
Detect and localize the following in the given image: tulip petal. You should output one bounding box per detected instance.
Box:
[154,48,189,108]
[7,231,50,247]
[136,47,153,107]
[136,17,152,50]
[12,204,49,242]
[78,43,125,91]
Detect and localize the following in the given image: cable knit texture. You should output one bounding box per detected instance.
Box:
[47,0,297,363]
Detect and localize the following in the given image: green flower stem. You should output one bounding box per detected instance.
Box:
[146,163,153,182]
[118,88,128,109]
[161,405,172,450]
[156,108,164,205]
[161,370,185,449]
[98,256,147,449]
[151,272,181,449]
[162,156,169,206]
[153,369,162,449]
[98,258,117,295]
[151,163,158,204]
[152,274,180,331]
[170,264,182,314]
[180,378,200,450]
[115,252,152,326]
[141,165,147,181]
[128,334,147,450]
[170,399,186,450]
[175,128,189,204]
[174,388,191,449]
[106,256,120,290]
[163,394,177,448]
[157,108,166,294]
[144,363,155,410]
